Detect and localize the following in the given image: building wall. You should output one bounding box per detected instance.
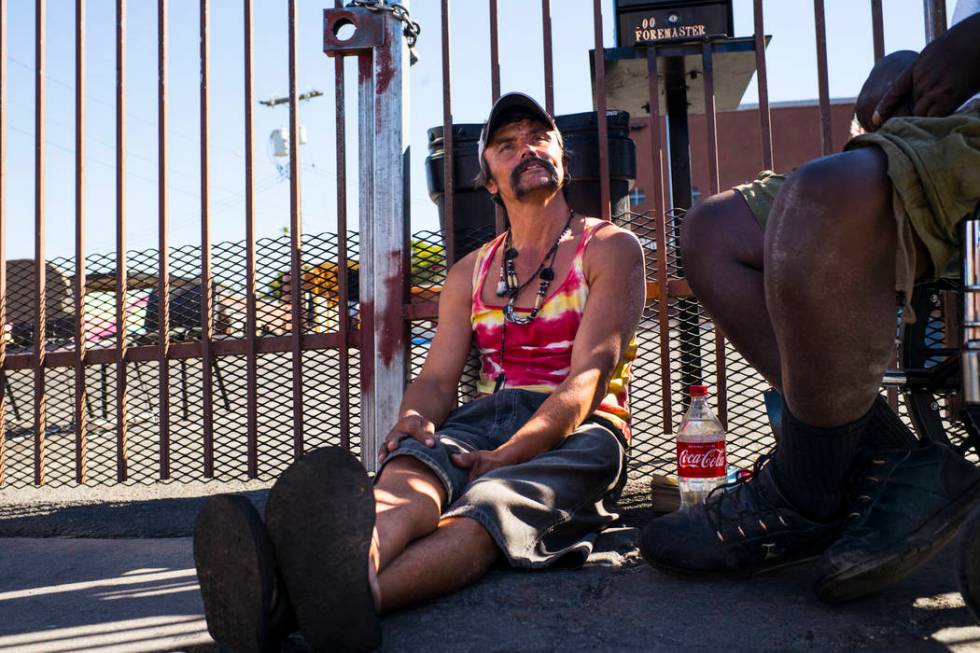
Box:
[626,100,858,217]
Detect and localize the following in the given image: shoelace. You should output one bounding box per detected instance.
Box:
[705,452,789,543]
[842,451,900,523]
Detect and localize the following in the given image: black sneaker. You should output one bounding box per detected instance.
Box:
[957,506,980,622]
[815,442,980,603]
[193,494,295,653]
[640,456,843,579]
[265,447,381,653]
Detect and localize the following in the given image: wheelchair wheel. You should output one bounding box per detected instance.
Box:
[900,280,980,459]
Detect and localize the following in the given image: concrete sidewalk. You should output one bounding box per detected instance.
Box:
[2,480,980,652]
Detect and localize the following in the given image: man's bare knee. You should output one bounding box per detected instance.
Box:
[376,455,447,511]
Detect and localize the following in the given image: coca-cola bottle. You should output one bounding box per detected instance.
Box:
[677,384,727,508]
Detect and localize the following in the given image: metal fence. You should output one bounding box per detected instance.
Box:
[0,0,957,489]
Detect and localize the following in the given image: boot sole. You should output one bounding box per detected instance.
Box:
[265,447,381,653]
[816,478,980,604]
[957,506,980,622]
[193,494,278,653]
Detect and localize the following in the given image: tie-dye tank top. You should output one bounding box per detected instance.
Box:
[471,224,636,440]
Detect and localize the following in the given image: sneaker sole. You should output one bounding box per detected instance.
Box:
[193,494,278,653]
[957,506,980,622]
[265,447,381,653]
[816,478,980,604]
[647,550,824,581]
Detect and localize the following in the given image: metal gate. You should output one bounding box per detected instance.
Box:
[0,0,955,489]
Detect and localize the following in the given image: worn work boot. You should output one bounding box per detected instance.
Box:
[640,456,843,578]
[265,446,381,653]
[815,443,980,603]
[193,494,296,653]
[957,506,980,622]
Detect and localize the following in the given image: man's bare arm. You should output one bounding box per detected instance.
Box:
[453,226,645,478]
[377,251,476,463]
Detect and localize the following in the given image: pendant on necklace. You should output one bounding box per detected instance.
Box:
[496,280,509,297]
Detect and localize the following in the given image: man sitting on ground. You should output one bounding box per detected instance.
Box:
[641,2,980,603]
[193,92,645,652]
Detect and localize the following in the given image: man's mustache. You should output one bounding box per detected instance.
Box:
[510,156,559,192]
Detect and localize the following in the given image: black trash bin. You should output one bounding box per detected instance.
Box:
[425,124,496,263]
[425,111,636,263]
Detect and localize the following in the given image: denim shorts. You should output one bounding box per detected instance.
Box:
[378,389,627,569]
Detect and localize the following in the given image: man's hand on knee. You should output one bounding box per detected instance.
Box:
[451,449,507,482]
[378,412,437,465]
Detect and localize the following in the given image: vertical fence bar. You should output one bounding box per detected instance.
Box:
[0,0,6,486]
[489,0,500,102]
[541,0,554,116]
[923,0,947,42]
[244,0,258,475]
[591,0,610,220]
[334,0,351,452]
[870,0,884,63]
[702,42,727,430]
[441,0,454,265]
[813,0,832,156]
[489,0,503,235]
[34,0,47,486]
[752,0,773,170]
[287,0,304,459]
[115,0,128,482]
[157,0,170,479]
[200,0,215,476]
[74,0,87,483]
[357,53,375,469]
[647,47,672,433]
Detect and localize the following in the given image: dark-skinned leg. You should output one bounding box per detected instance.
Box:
[681,190,781,387]
[763,148,899,520]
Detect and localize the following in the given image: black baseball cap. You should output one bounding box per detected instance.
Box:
[477,93,560,179]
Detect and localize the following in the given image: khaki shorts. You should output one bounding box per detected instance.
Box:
[732,107,980,322]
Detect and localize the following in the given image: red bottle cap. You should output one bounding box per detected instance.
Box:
[689,384,708,396]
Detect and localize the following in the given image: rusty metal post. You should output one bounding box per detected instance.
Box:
[813,0,832,156]
[541,0,554,116]
[244,0,259,475]
[157,0,170,479]
[870,0,884,62]
[333,0,351,451]
[702,41,726,430]
[591,0,611,221]
[34,0,47,485]
[114,0,129,482]
[964,216,980,404]
[287,0,305,460]
[74,0,88,483]
[440,0,454,266]
[200,0,215,476]
[0,0,6,486]
[325,4,409,471]
[753,0,773,170]
[646,47,673,434]
[923,0,947,42]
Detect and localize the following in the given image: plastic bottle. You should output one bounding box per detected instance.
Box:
[676,384,728,508]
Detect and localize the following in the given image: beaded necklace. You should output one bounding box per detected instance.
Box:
[492,209,574,392]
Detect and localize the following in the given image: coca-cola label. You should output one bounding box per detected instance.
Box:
[677,440,727,478]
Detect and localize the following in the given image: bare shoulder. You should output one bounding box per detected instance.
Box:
[582,219,643,273]
[440,246,481,300]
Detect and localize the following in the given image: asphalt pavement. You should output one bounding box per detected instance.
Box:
[2,478,980,652]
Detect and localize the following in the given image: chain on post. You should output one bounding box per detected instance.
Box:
[347,0,421,65]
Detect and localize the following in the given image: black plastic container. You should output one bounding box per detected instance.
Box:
[425,110,636,263]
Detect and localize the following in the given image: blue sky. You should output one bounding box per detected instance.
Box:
[2,0,949,260]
